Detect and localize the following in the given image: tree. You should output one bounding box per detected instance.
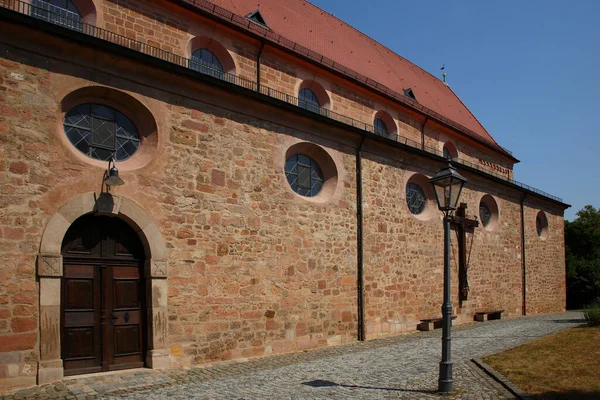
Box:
[565,205,600,309]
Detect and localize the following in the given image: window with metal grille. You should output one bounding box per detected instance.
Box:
[31,0,83,31]
[298,88,321,113]
[374,118,389,137]
[479,202,491,227]
[406,183,426,215]
[284,154,323,197]
[190,49,224,78]
[64,104,140,161]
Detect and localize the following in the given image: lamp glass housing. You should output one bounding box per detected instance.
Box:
[429,163,467,212]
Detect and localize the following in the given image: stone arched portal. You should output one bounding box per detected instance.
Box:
[36,192,169,385]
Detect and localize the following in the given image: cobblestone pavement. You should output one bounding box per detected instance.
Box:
[2,311,585,399]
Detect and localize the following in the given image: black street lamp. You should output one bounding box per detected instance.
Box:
[429,162,467,393]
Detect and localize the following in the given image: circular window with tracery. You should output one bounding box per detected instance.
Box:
[285,154,324,197]
[406,182,426,215]
[64,103,140,161]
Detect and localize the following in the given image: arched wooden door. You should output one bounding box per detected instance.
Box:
[61,215,146,376]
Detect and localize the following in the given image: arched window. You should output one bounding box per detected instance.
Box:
[298,88,321,113]
[190,48,224,78]
[284,154,323,197]
[31,0,83,30]
[443,142,459,161]
[64,103,140,161]
[374,118,389,137]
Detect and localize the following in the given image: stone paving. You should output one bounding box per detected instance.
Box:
[1,311,585,399]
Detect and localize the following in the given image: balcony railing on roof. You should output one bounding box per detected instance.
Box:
[0,0,563,203]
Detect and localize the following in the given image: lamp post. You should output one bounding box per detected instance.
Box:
[429,162,467,393]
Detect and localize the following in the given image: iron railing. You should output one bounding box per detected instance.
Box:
[0,0,563,203]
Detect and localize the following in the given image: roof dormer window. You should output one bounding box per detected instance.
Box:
[246,10,270,29]
[404,88,417,101]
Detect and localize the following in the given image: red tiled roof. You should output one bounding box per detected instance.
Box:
[185,0,512,159]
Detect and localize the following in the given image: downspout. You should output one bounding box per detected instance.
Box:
[421,117,429,150]
[520,192,527,315]
[256,42,265,92]
[356,135,366,341]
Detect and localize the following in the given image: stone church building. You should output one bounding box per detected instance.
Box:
[0,0,568,391]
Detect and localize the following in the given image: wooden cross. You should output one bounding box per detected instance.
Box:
[451,203,479,302]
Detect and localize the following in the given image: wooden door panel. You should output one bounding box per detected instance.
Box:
[106,266,144,371]
[64,279,94,309]
[114,280,139,309]
[62,265,102,376]
[114,325,141,355]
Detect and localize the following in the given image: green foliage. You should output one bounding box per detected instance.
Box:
[583,299,600,326]
[565,205,600,309]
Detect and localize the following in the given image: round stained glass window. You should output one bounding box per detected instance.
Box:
[284,154,323,197]
[479,202,491,227]
[64,104,140,161]
[406,182,426,215]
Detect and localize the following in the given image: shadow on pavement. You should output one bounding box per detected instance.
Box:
[302,379,437,394]
[549,319,586,324]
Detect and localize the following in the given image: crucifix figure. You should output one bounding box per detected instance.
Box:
[451,203,479,303]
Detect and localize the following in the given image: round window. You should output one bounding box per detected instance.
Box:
[406,182,426,215]
[536,211,549,240]
[479,202,491,227]
[284,154,323,197]
[64,103,140,161]
[479,195,499,231]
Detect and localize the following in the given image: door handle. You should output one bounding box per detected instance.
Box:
[124,312,129,323]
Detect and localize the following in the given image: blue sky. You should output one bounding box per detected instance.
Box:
[309,0,600,220]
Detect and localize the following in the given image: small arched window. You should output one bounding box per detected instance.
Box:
[443,142,459,161]
[31,0,83,30]
[190,48,224,77]
[374,118,389,137]
[298,88,321,113]
[64,103,140,161]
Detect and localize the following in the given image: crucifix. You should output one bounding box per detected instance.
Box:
[451,203,479,303]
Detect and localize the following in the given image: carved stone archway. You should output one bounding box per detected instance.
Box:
[37,193,169,385]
